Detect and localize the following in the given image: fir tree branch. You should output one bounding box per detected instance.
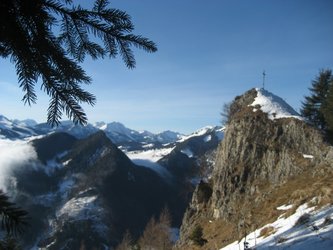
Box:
[0,190,28,236]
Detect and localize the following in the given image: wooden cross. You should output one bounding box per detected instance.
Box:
[262,70,266,90]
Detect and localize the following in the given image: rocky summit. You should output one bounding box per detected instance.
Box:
[176,88,333,249]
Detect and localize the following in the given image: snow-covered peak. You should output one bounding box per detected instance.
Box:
[156,130,182,143]
[13,119,38,127]
[101,122,132,134]
[250,88,303,120]
[94,121,106,129]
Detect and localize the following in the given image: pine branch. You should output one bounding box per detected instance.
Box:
[121,34,157,53]
[103,34,118,58]
[1,0,157,126]
[47,91,63,126]
[93,0,109,13]
[0,44,10,58]
[0,190,28,236]
[59,14,78,57]
[117,39,135,68]
[15,58,38,106]
[46,0,157,66]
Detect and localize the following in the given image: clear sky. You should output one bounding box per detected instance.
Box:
[1,0,333,134]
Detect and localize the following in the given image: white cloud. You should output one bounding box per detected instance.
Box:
[0,139,37,192]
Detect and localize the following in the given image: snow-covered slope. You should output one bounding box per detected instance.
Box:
[126,147,175,163]
[125,125,224,165]
[250,88,303,120]
[221,203,333,250]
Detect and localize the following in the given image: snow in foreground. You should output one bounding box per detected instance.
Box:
[250,88,303,120]
[220,203,333,250]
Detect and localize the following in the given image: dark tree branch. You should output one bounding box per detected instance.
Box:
[0,0,157,125]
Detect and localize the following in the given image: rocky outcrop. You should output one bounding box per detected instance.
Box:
[177,89,333,249]
[211,92,332,218]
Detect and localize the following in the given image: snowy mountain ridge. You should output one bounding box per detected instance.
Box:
[178,125,224,143]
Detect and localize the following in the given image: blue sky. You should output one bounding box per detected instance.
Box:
[1,0,333,134]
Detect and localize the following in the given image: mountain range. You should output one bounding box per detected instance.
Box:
[1,88,332,249]
[0,115,187,150]
[0,112,224,249]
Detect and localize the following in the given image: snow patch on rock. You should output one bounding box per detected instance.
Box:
[250,88,303,120]
[303,154,314,159]
[204,135,212,142]
[181,148,194,158]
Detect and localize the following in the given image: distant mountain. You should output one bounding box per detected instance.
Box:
[159,126,224,181]
[96,121,183,149]
[34,120,99,139]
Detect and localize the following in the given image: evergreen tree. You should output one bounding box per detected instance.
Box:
[189,224,207,246]
[0,0,157,125]
[0,190,28,236]
[322,83,333,141]
[301,69,333,130]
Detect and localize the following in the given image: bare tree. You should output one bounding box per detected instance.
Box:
[115,230,133,250]
[138,207,173,250]
[221,102,232,125]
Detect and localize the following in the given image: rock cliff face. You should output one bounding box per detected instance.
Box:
[177,88,333,249]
